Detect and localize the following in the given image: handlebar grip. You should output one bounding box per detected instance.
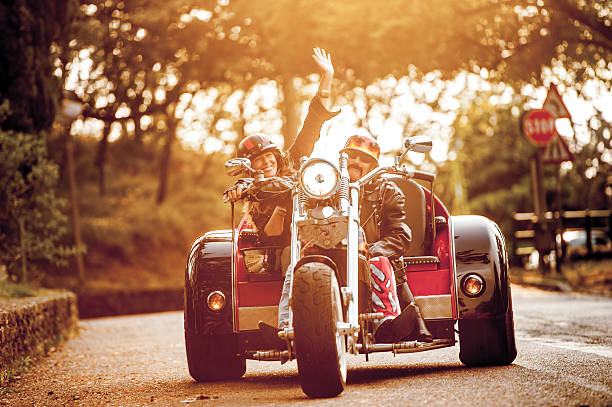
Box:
[411,170,436,183]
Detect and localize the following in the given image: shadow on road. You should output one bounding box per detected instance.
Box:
[348,362,466,384]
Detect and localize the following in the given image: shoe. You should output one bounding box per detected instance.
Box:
[258,321,286,349]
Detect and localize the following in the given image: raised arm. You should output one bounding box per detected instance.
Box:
[312,47,334,110]
[286,48,341,167]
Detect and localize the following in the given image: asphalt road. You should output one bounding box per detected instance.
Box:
[2,285,611,406]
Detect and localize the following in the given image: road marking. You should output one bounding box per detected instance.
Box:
[517,335,612,395]
[517,334,612,359]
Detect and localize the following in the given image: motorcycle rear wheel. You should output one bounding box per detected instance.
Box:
[292,262,347,398]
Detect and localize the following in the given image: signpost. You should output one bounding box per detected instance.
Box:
[520,84,574,273]
[542,133,574,164]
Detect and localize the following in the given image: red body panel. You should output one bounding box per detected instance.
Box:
[235,217,284,309]
[404,188,457,318]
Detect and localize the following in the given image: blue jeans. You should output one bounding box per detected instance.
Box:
[278,265,291,329]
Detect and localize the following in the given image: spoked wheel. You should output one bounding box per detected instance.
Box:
[292,262,347,398]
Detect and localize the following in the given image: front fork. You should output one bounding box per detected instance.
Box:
[278,194,302,353]
[340,185,361,353]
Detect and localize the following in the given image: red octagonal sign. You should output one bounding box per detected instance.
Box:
[522,109,557,147]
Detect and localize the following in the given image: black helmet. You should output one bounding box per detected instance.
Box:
[237,134,282,161]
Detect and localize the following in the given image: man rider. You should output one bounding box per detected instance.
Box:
[340,134,432,343]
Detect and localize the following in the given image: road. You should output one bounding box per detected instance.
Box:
[2,285,611,406]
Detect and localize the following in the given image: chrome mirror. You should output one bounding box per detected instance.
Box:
[225,158,254,177]
[404,136,433,153]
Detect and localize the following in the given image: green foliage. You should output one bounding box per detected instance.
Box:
[438,83,611,257]
[65,139,234,281]
[0,280,56,299]
[232,1,611,86]
[0,0,79,132]
[434,89,536,244]
[0,130,73,282]
[559,107,611,209]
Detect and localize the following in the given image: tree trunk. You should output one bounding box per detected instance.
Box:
[281,78,299,148]
[156,121,176,205]
[94,122,110,195]
[66,134,85,283]
[18,217,27,283]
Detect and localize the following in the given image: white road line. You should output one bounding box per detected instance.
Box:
[517,334,612,359]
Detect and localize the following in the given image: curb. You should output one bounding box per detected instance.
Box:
[0,292,78,383]
[77,287,184,319]
[511,274,574,292]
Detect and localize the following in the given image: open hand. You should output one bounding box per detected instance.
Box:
[312,47,334,78]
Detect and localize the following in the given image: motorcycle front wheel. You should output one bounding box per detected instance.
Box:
[292,262,347,398]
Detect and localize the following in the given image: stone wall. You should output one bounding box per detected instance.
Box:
[0,292,78,373]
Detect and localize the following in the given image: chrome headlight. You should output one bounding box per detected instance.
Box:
[298,158,340,199]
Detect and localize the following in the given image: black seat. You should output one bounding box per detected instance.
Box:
[385,176,427,257]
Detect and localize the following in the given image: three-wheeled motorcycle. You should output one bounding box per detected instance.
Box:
[184,136,517,398]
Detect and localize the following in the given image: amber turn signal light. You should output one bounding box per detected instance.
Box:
[207,290,226,311]
[462,274,485,297]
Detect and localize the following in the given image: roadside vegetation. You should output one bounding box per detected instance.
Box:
[43,139,236,291]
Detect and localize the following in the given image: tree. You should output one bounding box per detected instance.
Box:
[220,0,610,148]
[0,125,72,282]
[560,107,611,209]
[60,0,259,201]
[0,0,79,281]
[230,0,610,85]
[0,0,79,133]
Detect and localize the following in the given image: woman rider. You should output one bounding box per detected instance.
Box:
[224,47,339,245]
[224,48,339,336]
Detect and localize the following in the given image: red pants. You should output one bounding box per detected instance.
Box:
[369,256,401,318]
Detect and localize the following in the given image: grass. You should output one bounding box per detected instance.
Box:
[558,257,612,292]
[0,281,57,299]
[513,257,612,294]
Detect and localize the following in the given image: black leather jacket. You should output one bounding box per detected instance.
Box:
[360,178,412,263]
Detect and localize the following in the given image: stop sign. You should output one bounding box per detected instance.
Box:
[522,109,557,146]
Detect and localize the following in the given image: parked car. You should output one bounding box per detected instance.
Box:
[561,229,612,258]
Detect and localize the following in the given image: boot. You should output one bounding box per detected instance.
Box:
[258,321,286,349]
[404,302,433,342]
[373,318,396,343]
[397,282,413,309]
[396,282,433,342]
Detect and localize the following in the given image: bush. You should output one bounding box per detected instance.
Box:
[0,128,73,282]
